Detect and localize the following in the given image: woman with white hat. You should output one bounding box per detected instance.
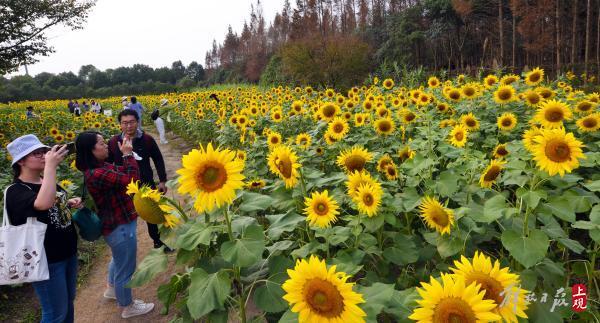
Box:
[5,134,84,323]
[151,99,168,144]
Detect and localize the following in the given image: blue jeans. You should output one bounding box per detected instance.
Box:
[32,255,77,323]
[104,220,137,307]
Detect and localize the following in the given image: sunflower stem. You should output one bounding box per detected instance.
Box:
[223,208,234,241]
[165,197,189,222]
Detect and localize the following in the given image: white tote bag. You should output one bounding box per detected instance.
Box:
[0,186,49,285]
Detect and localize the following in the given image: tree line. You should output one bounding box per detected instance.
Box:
[0,61,205,103]
[205,0,600,90]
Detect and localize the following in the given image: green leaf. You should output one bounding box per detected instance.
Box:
[590,204,600,224]
[254,280,288,313]
[436,234,464,258]
[232,216,257,234]
[385,288,419,322]
[266,211,304,240]
[517,188,547,209]
[278,310,298,323]
[239,192,274,212]
[187,268,231,319]
[356,283,395,322]
[127,248,168,287]
[176,221,214,250]
[397,187,421,212]
[583,179,600,192]
[544,196,575,222]
[330,249,365,276]
[572,221,600,230]
[501,229,549,268]
[383,235,418,265]
[557,238,585,254]
[482,194,507,223]
[266,240,295,256]
[362,213,385,232]
[435,170,459,197]
[220,224,265,267]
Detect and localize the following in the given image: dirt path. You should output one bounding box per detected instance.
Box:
[74,129,194,323]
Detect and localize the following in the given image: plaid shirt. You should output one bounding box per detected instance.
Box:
[85,155,140,236]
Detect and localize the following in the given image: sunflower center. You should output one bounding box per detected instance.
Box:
[450,91,460,100]
[323,105,336,117]
[464,88,475,96]
[405,113,416,122]
[315,202,329,216]
[363,193,374,206]
[529,72,541,82]
[277,157,293,178]
[466,272,505,305]
[378,121,391,132]
[483,165,501,181]
[527,93,540,104]
[578,102,592,111]
[466,119,476,127]
[197,163,228,192]
[333,123,344,133]
[430,206,450,227]
[583,118,597,128]
[304,278,344,318]
[545,108,564,122]
[545,139,571,162]
[498,89,511,100]
[387,167,396,176]
[270,137,280,144]
[454,131,464,141]
[502,119,512,127]
[433,297,477,323]
[345,155,366,172]
[496,146,508,156]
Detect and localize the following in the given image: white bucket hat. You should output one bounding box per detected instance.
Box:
[160,98,168,107]
[121,96,128,102]
[7,134,50,166]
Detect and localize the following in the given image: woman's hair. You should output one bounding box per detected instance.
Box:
[75,131,102,171]
[12,164,21,182]
[131,96,137,104]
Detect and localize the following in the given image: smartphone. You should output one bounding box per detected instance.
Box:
[65,142,76,155]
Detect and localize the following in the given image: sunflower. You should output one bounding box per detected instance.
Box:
[436,102,450,113]
[483,74,499,88]
[450,251,529,322]
[419,196,454,235]
[398,146,416,162]
[523,89,543,107]
[492,143,509,159]
[494,85,516,104]
[304,190,340,228]
[383,164,399,181]
[163,214,181,228]
[382,78,394,90]
[246,179,266,190]
[448,124,468,148]
[374,117,395,135]
[525,67,544,86]
[446,88,462,101]
[323,132,339,145]
[282,255,366,323]
[399,109,417,124]
[337,146,372,173]
[534,99,572,129]
[532,127,585,176]
[574,100,596,114]
[354,113,366,126]
[320,102,340,121]
[377,154,394,172]
[497,113,517,131]
[235,150,246,162]
[500,74,520,85]
[49,127,59,136]
[327,117,350,140]
[460,113,480,131]
[346,170,379,198]
[127,180,172,224]
[353,183,382,217]
[271,110,283,122]
[535,86,555,99]
[576,113,600,132]
[54,134,65,143]
[177,144,245,213]
[479,159,506,188]
[59,179,74,189]
[461,83,479,99]
[296,133,312,149]
[428,76,440,88]
[65,131,75,140]
[267,131,283,149]
[268,145,301,188]
[440,119,456,128]
[522,128,543,152]
[409,274,501,323]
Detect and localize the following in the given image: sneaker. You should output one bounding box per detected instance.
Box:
[103,286,116,300]
[163,246,175,254]
[121,299,154,319]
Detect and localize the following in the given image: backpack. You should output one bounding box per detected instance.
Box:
[151,109,159,121]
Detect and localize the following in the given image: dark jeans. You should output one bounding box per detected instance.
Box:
[32,255,77,323]
[147,222,162,247]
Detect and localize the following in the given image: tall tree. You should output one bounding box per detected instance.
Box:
[555,0,560,72]
[0,0,95,74]
[499,0,504,65]
[584,0,591,81]
[571,0,578,65]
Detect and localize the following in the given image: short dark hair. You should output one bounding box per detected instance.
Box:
[26,106,33,110]
[75,131,102,171]
[130,96,137,104]
[118,109,139,122]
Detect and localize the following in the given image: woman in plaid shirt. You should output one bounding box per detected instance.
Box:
[75,131,155,319]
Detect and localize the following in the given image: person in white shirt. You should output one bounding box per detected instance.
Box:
[91,100,102,114]
[152,99,168,144]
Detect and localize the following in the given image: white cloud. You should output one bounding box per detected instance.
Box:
[12,0,283,76]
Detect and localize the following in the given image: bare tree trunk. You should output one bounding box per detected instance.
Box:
[597,0,600,82]
[571,0,578,66]
[499,0,504,66]
[512,8,516,70]
[556,0,561,73]
[585,0,591,83]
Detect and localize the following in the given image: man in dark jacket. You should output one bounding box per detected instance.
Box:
[107,109,172,252]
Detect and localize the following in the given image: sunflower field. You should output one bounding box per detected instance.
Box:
[1,69,600,322]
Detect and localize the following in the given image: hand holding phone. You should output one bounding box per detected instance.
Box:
[64,142,76,155]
